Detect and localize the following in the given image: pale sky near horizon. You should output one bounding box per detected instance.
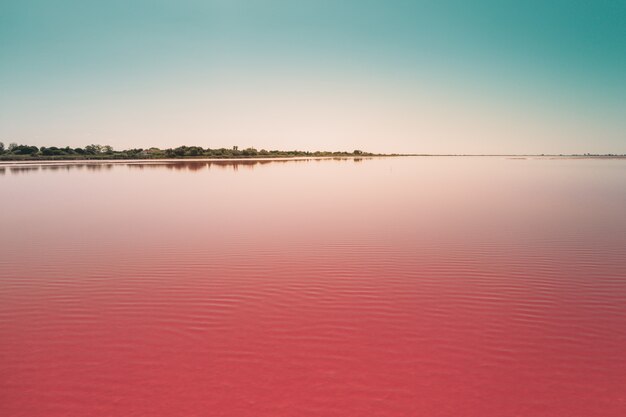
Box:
[1,1,624,154]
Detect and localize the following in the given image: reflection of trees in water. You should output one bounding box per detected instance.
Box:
[126,159,313,172]
[1,157,373,175]
[9,166,41,174]
[37,164,114,172]
[41,164,73,171]
[85,164,114,171]
[2,163,117,174]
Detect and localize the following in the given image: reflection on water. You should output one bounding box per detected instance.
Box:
[1,157,625,417]
[0,157,371,174]
[3,163,115,174]
[125,159,306,171]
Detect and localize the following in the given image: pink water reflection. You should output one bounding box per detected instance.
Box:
[1,157,625,416]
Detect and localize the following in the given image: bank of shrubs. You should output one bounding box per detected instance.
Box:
[0,142,372,160]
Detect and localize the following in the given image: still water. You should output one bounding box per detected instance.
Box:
[1,157,625,416]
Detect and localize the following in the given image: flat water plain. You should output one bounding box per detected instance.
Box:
[1,157,625,416]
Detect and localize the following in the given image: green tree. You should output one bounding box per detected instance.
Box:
[85,144,102,154]
[0,142,4,154]
[187,146,203,156]
[242,147,258,156]
[11,145,39,155]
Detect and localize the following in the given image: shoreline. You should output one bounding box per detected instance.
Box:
[0,156,392,166]
[2,154,626,166]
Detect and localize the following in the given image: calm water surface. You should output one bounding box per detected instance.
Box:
[1,157,625,416]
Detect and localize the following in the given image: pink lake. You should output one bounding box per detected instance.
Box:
[1,157,625,416]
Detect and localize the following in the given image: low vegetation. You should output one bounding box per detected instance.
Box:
[0,142,384,160]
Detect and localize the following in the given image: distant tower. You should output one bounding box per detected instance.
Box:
[233,146,238,151]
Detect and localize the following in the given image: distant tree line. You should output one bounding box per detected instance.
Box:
[0,142,379,160]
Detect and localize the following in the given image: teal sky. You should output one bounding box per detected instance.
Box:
[1,0,624,154]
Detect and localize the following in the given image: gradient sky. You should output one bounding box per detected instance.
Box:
[1,1,624,154]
